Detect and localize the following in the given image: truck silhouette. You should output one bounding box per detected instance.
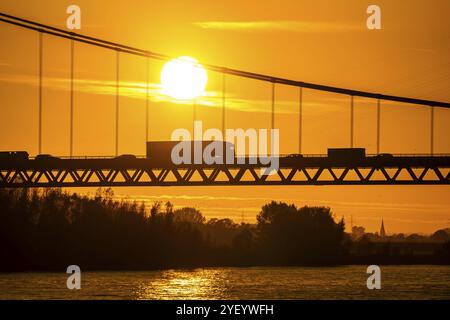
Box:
[0,151,29,162]
[146,141,235,165]
[327,148,366,161]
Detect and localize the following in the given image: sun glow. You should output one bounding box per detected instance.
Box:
[160,56,208,100]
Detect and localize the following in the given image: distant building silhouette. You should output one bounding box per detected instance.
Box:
[380,219,386,237]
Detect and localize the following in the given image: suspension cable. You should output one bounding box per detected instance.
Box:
[350,95,354,148]
[299,86,303,154]
[377,99,381,154]
[145,56,149,143]
[38,31,43,154]
[222,72,226,134]
[430,106,434,155]
[1,12,448,108]
[70,39,74,157]
[115,50,120,156]
[271,82,275,130]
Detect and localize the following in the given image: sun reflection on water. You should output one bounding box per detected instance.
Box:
[135,269,230,300]
[1,266,448,299]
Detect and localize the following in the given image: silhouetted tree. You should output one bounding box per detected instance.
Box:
[173,207,205,225]
[2,189,442,271]
[256,201,348,265]
[205,218,238,246]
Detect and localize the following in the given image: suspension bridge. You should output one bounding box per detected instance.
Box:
[0,12,449,188]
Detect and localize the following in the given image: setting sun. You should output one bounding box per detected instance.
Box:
[160,56,208,100]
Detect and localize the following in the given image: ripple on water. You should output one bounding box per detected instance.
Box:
[0,265,449,300]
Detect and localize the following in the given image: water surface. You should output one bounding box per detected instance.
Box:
[0,265,449,299]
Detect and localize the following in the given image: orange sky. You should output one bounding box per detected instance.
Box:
[0,0,449,234]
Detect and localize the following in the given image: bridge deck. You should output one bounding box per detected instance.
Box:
[1,155,450,169]
[1,156,449,187]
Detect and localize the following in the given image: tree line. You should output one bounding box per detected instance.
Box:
[0,188,447,271]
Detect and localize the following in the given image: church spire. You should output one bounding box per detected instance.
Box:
[380,219,386,237]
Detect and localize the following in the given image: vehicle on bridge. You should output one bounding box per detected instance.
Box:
[375,153,394,160]
[279,153,305,165]
[34,154,61,163]
[0,151,29,162]
[286,154,304,159]
[114,154,137,161]
[146,141,235,165]
[327,148,366,161]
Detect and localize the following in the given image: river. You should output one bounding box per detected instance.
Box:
[0,265,449,299]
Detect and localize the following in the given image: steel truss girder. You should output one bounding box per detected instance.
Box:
[0,164,449,187]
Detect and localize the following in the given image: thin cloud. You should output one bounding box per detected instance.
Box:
[194,20,360,33]
[110,193,450,213]
[0,74,352,115]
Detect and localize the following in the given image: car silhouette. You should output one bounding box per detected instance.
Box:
[286,154,304,158]
[34,154,60,162]
[375,153,394,159]
[114,154,137,161]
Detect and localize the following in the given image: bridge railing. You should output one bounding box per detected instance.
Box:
[25,153,450,160]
